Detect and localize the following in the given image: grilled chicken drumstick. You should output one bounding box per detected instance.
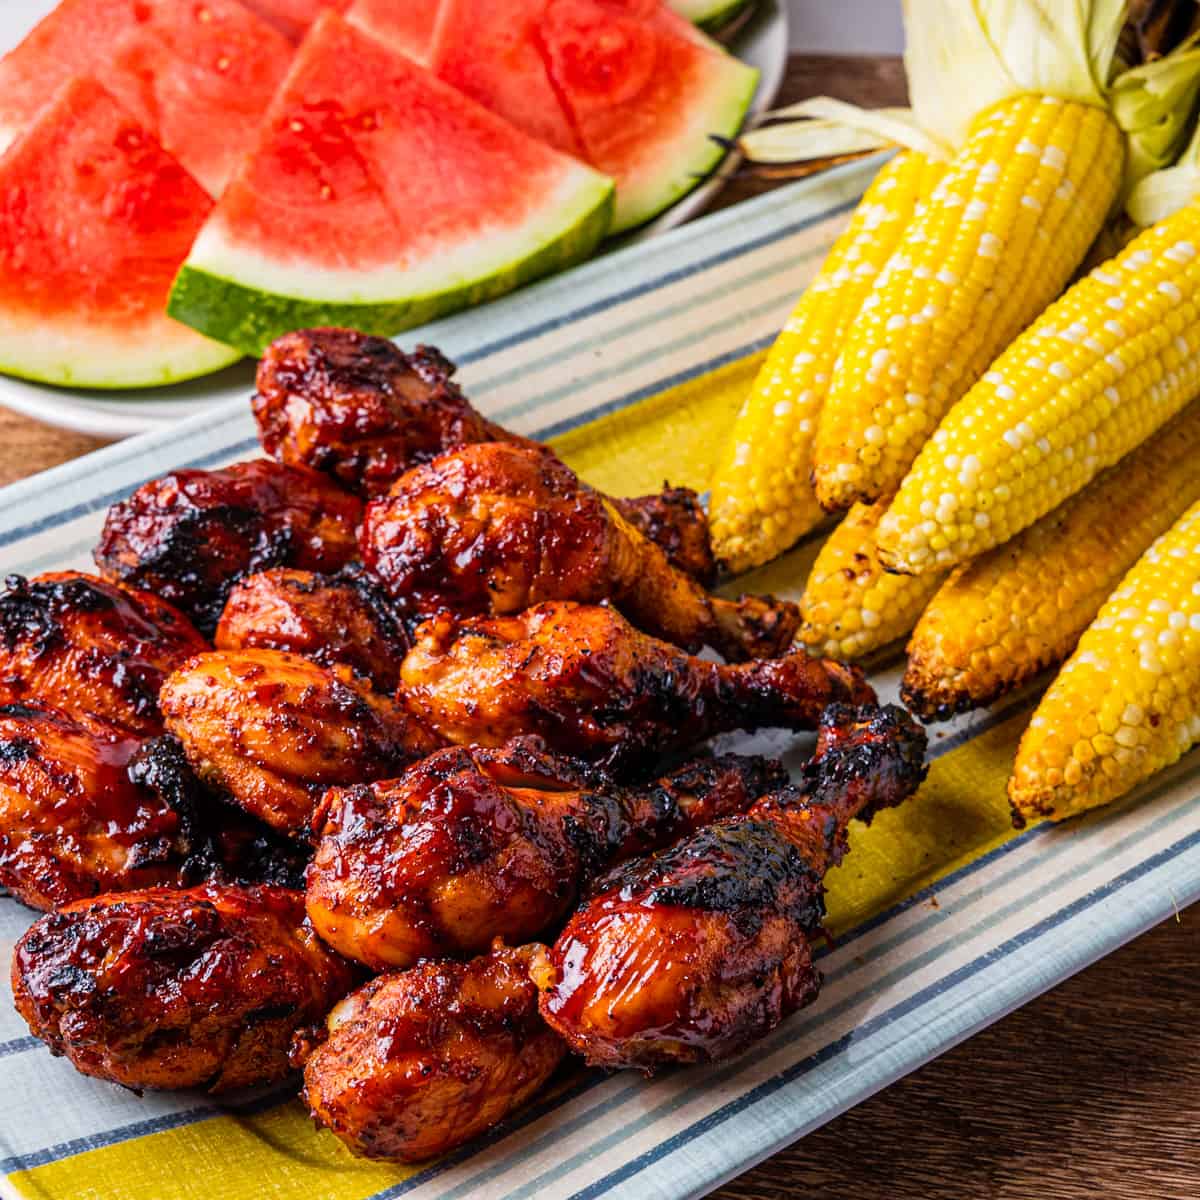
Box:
[307,739,787,969]
[299,942,561,1163]
[0,704,196,910]
[252,328,716,583]
[401,602,873,770]
[0,572,206,736]
[534,704,927,1069]
[12,884,357,1091]
[215,567,410,692]
[160,649,440,838]
[94,459,362,636]
[363,442,798,660]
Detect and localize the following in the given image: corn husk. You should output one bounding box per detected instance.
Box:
[741,0,1200,215]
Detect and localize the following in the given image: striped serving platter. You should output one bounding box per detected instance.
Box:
[0,156,1197,1200]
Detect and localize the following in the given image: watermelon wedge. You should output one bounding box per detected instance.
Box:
[347,0,443,65]
[0,0,293,197]
[428,0,757,233]
[0,78,240,389]
[169,13,614,356]
[429,0,585,157]
[543,0,758,231]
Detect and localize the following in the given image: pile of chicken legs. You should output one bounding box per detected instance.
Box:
[3,329,926,1163]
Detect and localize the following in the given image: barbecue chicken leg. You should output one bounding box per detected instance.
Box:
[299,942,563,1163]
[0,572,206,736]
[400,602,873,770]
[94,460,361,635]
[215,567,410,692]
[534,704,928,1068]
[252,328,716,583]
[363,442,797,660]
[12,884,357,1091]
[160,650,440,837]
[0,704,196,910]
[307,739,787,969]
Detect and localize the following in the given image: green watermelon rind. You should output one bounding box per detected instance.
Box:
[0,323,241,390]
[169,171,615,356]
[670,0,755,31]
[611,54,759,234]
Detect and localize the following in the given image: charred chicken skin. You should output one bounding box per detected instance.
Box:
[0,704,194,911]
[400,602,873,770]
[362,443,797,661]
[160,649,440,838]
[215,567,410,693]
[534,704,927,1069]
[128,735,311,891]
[252,328,715,582]
[299,942,563,1163]
[93,459,362,636]
[307,738,787,969]
[12,884,357,1092]
[0,572,207,736]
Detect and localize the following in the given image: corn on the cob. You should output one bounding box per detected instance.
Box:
[812,94,1125,512]
[798,498,945,661]
[877,201,1200,576]
[1009,498,1200,824]
[708,150,945,574]
[903,400,1200,720]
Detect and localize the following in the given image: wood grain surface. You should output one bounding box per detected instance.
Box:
[0,52,1195,1200]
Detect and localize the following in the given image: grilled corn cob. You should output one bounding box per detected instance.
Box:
[1009,497,1200,824]
[709,149,945,574]
[903,400,1200,719]
[812,94,1125,512]
[799,498,946,661]
[877,201,1200,575]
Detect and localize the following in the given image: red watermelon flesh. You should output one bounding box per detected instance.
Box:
[239,0,351,41]
[0,0,293,196]
[429,0,585,158]
[541,0,757,229]
[0,77,238,387]
[212,12,597,271]
[347,0,443,65]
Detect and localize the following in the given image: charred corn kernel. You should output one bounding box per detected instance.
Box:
[813,94,1124,513]
[878,200,1200,576]
[709,151,946,574]
[1009,498,1200,823]
[799,499,946,660]
[903,400,1200,720]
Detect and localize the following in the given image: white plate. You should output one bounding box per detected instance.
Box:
[0,0,789,437]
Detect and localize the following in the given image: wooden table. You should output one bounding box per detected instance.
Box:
[0,53,1196,1200]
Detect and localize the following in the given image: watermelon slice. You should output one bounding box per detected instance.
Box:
[428,0,585,157]
[428,0,757,233]
[169,13,614,356]
[240,1,352,41]
[0,78,240,389]
[0,0,294,197]
[347,0,443,65]
[543,0,757,231]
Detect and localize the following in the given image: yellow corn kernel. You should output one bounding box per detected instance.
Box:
[879,198,1200,576]
[709,150,946,575]
[814,93,1124,513]
[799,499,945,661]
[1009,498,1200,824]
[903,400,1200,719]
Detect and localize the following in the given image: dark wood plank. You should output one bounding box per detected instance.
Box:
[0,52,1195,1200]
